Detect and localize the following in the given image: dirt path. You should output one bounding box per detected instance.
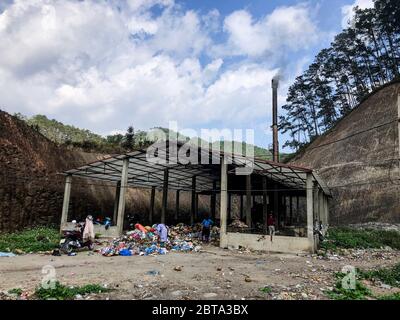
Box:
[1,245,399,300]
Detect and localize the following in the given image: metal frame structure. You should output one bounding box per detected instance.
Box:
[60,141,331,253]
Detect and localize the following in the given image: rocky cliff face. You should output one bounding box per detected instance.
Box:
[0,110,119,231]
[290,82,400,225]
[0,111,202,232]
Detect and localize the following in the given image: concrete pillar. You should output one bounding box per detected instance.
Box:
[211,180,216,221]
[325,197,329,225]
[318,189,324,223]
[161,169,169,224]
[240,194,244,220]
[190,176,196,225]
[306,173,315,252]
[113,181,121,225]
[262,176,268,231]
[245,175,252,227]
[175,189,180,222]
[195,193,199,219]
[274,184,279,227]
[220,156,228,239]
[117,157,129,236]
[60,175,72,231]
[283,195,287,225]
[313,187,319,223]
[228,193,232,220]
[149,186,155,225]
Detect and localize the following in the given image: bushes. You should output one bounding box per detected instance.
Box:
[0,227,60,253]
[320,227,400,250]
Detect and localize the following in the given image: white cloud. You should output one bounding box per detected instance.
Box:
[341,0,374,28]
[220,4,319,57]
[0,0,323,143]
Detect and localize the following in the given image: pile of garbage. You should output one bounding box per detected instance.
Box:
[99,223,219,257]
[229,219,249,228]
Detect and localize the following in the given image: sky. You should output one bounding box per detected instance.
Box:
[0,0,374,151]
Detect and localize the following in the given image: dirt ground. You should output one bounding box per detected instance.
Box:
[1,245,400,300]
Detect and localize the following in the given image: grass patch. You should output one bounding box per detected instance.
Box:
[0,226,60,253]
[35,281,111,300]
[320,227,400,251]
[359,263,400,287]
[259,286,272,294]
[326,272,372,300]
[378,293,400,300]
[8,288,23,296]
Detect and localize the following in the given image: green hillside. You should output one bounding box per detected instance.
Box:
[15,113,292,161]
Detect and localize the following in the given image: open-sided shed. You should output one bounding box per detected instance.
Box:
[60,141,330,253]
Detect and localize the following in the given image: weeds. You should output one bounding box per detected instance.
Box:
[326,272,372,300]
[0,227,60,253]
[34,282,111,300]
[378,293,400,300]
[259,286,272,294]
[8,288,23,296]
[359,263,400,287]
[320,227,400,251]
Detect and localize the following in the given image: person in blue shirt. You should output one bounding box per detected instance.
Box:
[201,215,213,243]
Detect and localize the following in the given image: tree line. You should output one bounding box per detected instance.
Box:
[280,0,400,150]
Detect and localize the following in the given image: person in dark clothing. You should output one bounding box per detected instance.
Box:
[201,215,213,243]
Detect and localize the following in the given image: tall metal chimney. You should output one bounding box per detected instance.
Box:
[271,78,279,162]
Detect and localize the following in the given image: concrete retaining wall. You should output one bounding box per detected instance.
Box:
[220,232,313,254]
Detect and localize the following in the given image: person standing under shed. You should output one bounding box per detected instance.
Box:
[201,215,213,243]
[155,223,169,247]
[267,213,275,241]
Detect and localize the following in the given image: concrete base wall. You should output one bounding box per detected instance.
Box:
[220,232,313,254]
[61,222,120,238]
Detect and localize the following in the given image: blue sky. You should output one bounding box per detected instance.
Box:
[0,0,373,151]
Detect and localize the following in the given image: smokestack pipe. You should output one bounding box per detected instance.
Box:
[271,78,279,162]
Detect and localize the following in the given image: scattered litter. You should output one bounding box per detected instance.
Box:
[245,277,252,282]
[380,283,391,290]
[203,292,218,298]
[52,249,61,256]
[0,252,16,257]
[174,266,183,271]
[68,252,77,256]
[146,270,160,276]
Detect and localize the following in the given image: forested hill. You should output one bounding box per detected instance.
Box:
[280,0,400,150]
[14,113,292,161]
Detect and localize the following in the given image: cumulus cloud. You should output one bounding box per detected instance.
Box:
[220,4,319,57]
[0,0,322,140]
[341,0,374,28]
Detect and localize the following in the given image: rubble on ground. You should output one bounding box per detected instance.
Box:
[317,247,399,261]
[349,222,400,232]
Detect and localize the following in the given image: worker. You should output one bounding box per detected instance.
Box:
[267,213,275,241]
[201,215,213,243]
[155,223,168,247]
